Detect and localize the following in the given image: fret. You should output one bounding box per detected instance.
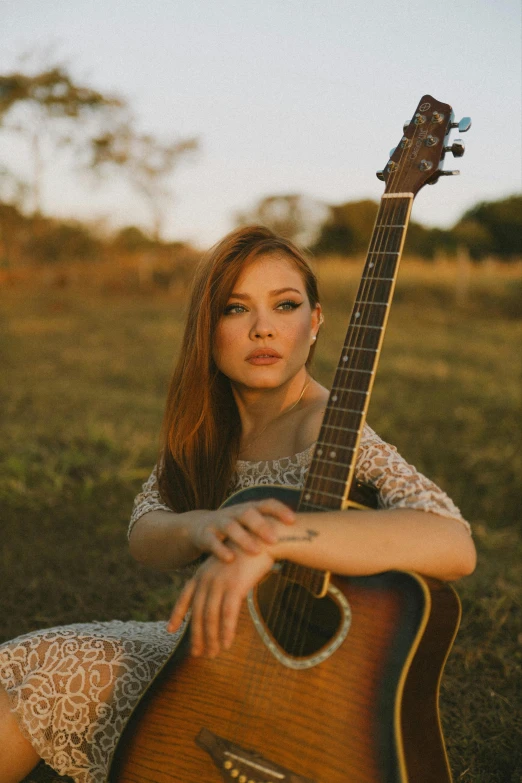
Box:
[361,275,394,281]
[382,192,413,198]
[375,223,406,228]
[343,329,381,349]
[354,300,389,306]
[312,456,351,469]
[315,440,355,454]
[348,324,383,331]
[325,404,364,415]
[331,386,369,395]
[340,346,377,353]
[302,487,344,502]
[367,251,400,256]
[339,352,377,371]
[323,423,359,433]
[307,471,347,485]
[337,367,374,375]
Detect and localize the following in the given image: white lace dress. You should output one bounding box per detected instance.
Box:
[0,425,469,783]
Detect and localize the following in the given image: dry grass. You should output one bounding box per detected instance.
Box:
[1,257,520,782]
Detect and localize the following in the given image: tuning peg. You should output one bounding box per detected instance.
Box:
[376,170,385,181]
[439,170,460,176]
[444,139,465,157]
[450,117,472,133]
[389,147,397,157]
[403,120,411,131]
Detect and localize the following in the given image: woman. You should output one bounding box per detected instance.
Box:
[0,226,476,783]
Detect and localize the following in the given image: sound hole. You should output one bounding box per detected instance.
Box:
[255,573,343,658]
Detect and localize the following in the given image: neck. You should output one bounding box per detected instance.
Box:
[235,371,310,452]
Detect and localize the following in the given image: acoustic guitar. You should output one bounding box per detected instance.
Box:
[110,95,471,783]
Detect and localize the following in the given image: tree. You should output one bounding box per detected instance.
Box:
[0,64,123,215]
[313,200,379,255]
[0,166,30,267]
[89,125,198,241]
[457,195,522,258]
[235,193,327,247]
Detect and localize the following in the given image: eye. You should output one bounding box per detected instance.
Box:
[223,303,247,315]
[276,300,302,311]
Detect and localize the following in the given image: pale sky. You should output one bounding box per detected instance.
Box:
[1,0,521,246]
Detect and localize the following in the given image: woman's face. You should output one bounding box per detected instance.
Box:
[213,253,321,393]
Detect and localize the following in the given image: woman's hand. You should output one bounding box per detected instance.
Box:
[189,499,295,562]
[167,546,275,657]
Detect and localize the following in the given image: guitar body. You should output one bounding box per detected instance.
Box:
[110,486,461,783]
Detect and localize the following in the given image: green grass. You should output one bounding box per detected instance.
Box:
[1,259,521,782]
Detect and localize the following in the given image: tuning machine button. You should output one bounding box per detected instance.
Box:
[376,170,385,181]
[389,147,397,157]
[450,117,472,133]
[403,120,411,131]
[439,169,460,176]
[444,139,465,157]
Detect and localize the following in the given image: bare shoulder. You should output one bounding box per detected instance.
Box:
[294,381,329,453]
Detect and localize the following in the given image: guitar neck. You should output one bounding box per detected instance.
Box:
[281,194,413,595]
[280,94,464,594]
[300,193,413,513]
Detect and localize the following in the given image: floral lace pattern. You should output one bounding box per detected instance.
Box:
[0,424,469,783]
[129,424,469,535]
[0,620,186,783]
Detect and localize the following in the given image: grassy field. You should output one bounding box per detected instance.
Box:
[1,257,521,782]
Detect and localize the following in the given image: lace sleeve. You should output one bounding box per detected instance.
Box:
[128,464,172,539]
[356,425,471,534]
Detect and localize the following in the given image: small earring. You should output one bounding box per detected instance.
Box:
[311,335,317,342]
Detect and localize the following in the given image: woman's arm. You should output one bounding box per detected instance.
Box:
[270,506,476,582]
[168,506,476,658]
[129,500,297,571]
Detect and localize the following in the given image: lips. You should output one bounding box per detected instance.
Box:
[246,348,282,365]
[246,348,282,360]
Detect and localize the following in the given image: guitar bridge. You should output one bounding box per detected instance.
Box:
[196,727,317,783]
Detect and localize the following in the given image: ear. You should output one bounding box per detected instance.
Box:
[310,302,323,341]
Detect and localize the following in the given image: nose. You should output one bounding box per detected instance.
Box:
[250,310,275,339]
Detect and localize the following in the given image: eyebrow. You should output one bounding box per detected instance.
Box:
[227,287,303,300]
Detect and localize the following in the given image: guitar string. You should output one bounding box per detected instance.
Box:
[226,202,410,732]
[269,114,436,698]
[224,127,418,729]
[275,143,413,660]
[269,141,409,658]
[274,194,405,661]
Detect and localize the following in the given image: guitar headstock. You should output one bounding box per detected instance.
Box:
[377,95,471,196]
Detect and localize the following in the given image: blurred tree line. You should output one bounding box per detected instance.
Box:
[0,60,520,268]
[1,191,519,269]
[236,193,522,261]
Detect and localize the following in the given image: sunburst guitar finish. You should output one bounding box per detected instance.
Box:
[110,486,461,783]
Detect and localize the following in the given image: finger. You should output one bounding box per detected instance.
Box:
[190,580,208,657]
[224,518,262,554]
[255,498,296,524]
[207,535,236,562]
[238,507,279,544]
[203,582,224,658]
[167,580,196,632]
[221,590,242,651]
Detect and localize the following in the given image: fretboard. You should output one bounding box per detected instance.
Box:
[281,193,413,593]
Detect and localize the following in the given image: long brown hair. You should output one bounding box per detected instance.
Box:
[158,225,320,512]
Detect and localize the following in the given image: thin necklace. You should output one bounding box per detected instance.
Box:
[239,377,311,455]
